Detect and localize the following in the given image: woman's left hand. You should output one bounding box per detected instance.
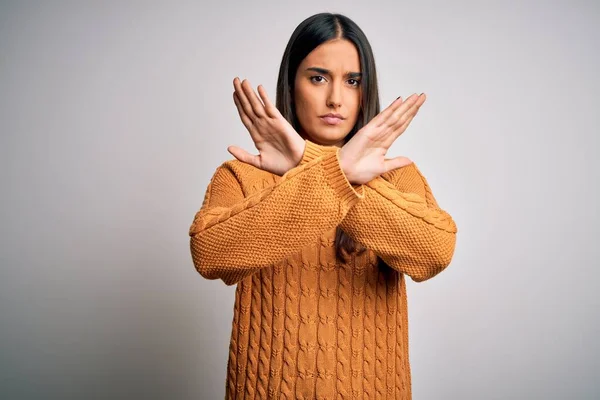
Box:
[228,77,306,176]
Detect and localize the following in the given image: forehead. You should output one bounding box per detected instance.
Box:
[300,39,361,72]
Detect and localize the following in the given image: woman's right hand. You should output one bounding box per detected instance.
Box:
[228,77,306,176]
[339,93,426,185]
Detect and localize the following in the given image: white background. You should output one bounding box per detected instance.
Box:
[1,1,598,398]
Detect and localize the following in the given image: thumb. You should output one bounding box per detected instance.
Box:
[227,146,260,168]
[383,156,413,173]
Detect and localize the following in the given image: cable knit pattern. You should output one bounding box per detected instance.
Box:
[189,140,458,399]
[363,255,377,399]
[350,252,366,399]
[256,267,273,398]
[335,248,351,399]
[267,260,286,399]
[281,257,300,399]
[385,268,398,399]
[374,268,387,399]
[244,272,262,398]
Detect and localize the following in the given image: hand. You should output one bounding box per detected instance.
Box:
[339,93,426,185]
[228,77,306,176]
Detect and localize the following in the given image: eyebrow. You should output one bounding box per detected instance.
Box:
[306,67,362,79]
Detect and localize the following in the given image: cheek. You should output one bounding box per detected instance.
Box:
[295,91,315,122]
[354,90,362,109]
[348,92,361,121]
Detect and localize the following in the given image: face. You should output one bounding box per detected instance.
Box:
[293,39,362,147]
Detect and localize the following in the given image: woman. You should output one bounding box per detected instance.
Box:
[189,12,457,400]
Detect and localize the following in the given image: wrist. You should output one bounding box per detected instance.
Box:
[294,138,307,167]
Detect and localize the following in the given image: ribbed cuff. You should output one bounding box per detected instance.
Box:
[299,140,336,165]
[352,183,364,194]
[321,149,364,209]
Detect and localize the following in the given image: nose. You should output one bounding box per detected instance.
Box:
[326,82,342,108]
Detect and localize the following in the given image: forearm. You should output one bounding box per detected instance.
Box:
[340,177,457,282]
[190,149,364,285]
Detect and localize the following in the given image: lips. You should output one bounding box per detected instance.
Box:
[320,116,344,125]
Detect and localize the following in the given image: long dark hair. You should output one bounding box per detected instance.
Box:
[275,13,381,263]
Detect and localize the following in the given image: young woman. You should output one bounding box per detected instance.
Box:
[189,12,457,400]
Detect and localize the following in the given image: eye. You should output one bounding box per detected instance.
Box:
[310,75,327,84]
[348,79,360,87]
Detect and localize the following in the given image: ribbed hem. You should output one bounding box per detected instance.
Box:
[299,140,336,165]
[321,149,364,209]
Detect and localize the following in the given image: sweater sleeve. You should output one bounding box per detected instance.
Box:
[299,139,339,164]
[339,164,457,282]
[189,148,364,286]
[299,139,457,282]
[299,140,363,191]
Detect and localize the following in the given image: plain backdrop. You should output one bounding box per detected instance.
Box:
[1,1,599,399]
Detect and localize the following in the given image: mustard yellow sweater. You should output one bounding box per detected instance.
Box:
[189,140,457,399]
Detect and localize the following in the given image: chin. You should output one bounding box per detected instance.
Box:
[304,125,349,145]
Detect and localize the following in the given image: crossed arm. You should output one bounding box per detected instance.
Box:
[299,140,457,282]
[190,140,457,285]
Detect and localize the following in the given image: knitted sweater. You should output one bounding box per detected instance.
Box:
[189,140,457,399]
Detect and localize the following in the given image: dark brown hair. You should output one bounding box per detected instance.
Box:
[275,12,381,263]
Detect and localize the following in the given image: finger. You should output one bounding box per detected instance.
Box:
[365,94,419,144]
[369,96,405,127]
[384,93,422,129]
[382,94,426,147]
[390,93,425,133]
[398,113,416,132]
[382,113,417,149]
[383,156,413,173]
[241,79,267,118]
[227,145,260,168]
[395,93,426,124]
[367,94,420,144]
[233,92,255,132]
[374,93,419,129]
[233,77,257,120]
[257,85,279,118]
